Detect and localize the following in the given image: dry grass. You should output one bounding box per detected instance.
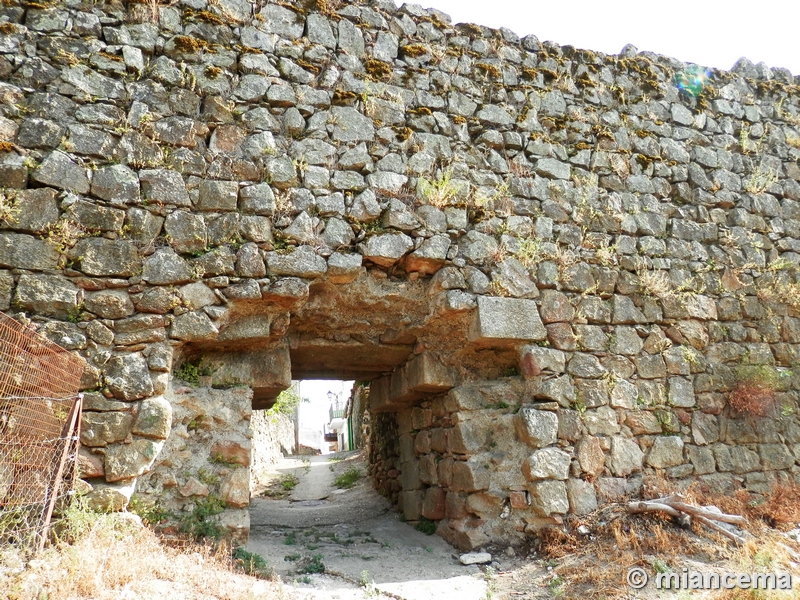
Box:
[513,238,542,268]
[636,266,675,300]
[728,366,791,418]
[417,168,463,208]
[545,514,731,599]
[529,482,800,600]
[0,190,19,225]
[487,242,509,266]
[45,219,88,255]
[507,159,532,178]
[744,167,780,195]
[749,483,800,529]
[756,279,800,312]
[728,382,777,417]
[0,508,289,600]
[538,527,581,558]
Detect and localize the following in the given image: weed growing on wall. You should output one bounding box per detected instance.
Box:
[174,358,214,385]
[728,365,792,417]
[744,166,779,194]
[417,168,462,208]
[0,191,19,225]
[45,219,87,256]
[179,494,226,540]
[128,495,170,526]
[755,276,800,312]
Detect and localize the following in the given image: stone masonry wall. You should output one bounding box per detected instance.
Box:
[134,381,253,543]
[2,0,800,548]
[371,375,800,550]
[250,407,295,487]
[348,383,370,450]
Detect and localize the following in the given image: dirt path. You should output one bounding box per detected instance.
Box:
[288,455,337,502]
[247,452,491,600]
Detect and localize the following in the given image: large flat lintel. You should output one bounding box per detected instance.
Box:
[199,346,292,410]
[289,339,412,381]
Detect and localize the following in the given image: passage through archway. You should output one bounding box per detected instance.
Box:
[246,378,490,600]
[134,268,535,548]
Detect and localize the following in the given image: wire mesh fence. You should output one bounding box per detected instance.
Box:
[0,312,85,551]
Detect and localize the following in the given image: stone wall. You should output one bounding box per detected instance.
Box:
[371,375,800,549]
[369,409,401,500]
[134,382,252,544]
[3,0,800,548]
[348,383,371,450]
[250,408,295,488]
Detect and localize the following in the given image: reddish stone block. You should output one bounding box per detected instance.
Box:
[509,490,528,509]
[421,486,446,520]
[210,440,250,466]
[446,491,468,519]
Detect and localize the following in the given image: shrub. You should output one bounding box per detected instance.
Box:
[414,517,437,535]
[728,366,791,417]
[267,384,304,415]
[128,495,169,526]
[179,495,226,540]
[232,547,273,578]
[296,553,325,574]
[334,466,361,489]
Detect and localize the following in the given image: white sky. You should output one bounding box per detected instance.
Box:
[296,380,354,450]
[420,0,800,76]
[297,379,352,406]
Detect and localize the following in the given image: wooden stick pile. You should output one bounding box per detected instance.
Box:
[626,493,747,545]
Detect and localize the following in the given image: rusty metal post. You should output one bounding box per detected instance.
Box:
[37,393,83,553]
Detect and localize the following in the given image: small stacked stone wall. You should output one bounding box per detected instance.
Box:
[369,409,401,499]
[134,382,252,543]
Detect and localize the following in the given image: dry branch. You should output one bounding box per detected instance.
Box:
[626,493,747,546]
[627,501,684,520]
[693,514,747,546]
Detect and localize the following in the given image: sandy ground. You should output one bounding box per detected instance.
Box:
[248,452,491,600]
